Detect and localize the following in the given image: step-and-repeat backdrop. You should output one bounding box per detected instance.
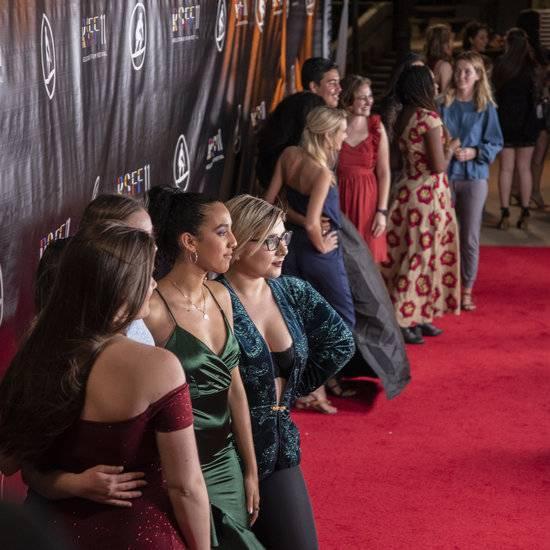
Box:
[0,0,318,372]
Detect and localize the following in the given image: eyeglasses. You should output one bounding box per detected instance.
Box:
[251,230,293,251]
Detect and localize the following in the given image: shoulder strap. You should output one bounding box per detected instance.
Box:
[155,288,178,326]
[204,284,225,315]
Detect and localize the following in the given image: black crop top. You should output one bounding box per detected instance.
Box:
[270,346,295,380]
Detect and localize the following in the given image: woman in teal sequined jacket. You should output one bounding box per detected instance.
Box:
[220,195,354,550]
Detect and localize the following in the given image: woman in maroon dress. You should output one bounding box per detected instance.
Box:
[338,75,391,263]
[0,222,210,549]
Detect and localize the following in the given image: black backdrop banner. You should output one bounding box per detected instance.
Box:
[0,1,318,377]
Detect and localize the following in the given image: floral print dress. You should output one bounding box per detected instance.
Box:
[381,108,461,327]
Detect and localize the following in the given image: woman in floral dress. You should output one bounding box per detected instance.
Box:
[381,65,461,345]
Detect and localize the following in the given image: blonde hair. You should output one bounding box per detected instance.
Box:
[444,51,495,112]
[424,24,453,68]
[225,194,285,259]
[300,106,347,171]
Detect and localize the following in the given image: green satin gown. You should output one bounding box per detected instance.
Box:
[157,288,263,549]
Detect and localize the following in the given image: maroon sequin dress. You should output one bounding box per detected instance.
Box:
[26,384,194,549]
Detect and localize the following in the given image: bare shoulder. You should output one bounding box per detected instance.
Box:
[100,338,185,399]
[205,280,233,324]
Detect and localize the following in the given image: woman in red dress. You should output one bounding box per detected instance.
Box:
[338,75,391,263]
[0,223,210,549]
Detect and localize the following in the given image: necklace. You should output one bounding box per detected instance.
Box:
[170,281,209,320]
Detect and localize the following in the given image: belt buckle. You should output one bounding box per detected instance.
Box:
[271,405,287,412]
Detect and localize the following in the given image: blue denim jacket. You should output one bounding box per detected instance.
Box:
[440,99,503,181]
[219,275,355,480]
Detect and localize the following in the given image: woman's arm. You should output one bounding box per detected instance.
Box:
[425,126,460,173]
[264,154,285,204]
[22,465,146,507]
[373,123,391,237]
[157,426,211,550]
[228,367,259,526]
[304,171,338,253]
[281,278,355,397]
[475,105,504,165]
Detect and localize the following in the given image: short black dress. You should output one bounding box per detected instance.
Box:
[494,65,539,147]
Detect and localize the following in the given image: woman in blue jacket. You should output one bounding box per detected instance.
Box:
[219,194,355,550]
[440,51,503,311]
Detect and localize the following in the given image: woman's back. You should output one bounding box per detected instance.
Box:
[28,339,192,550]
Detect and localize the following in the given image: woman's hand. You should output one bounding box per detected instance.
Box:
[244,471,260,526]
[454,147,477,162]
[446,137,461,155]
[371,212,387,238]
[69,465,147,507]
[321,230,339,254]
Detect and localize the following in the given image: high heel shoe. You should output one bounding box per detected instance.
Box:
[517,207,530,230]
[497,207,510,230]
[461,289,477,311]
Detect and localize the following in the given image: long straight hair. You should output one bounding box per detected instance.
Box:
[493,28,538,90]
[0,222,156,464]
[444,51,496,112]
[300,106,347,172]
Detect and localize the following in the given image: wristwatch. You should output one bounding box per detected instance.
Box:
[376,208,388,216]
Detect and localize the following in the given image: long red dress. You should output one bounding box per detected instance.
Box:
[26,384,194,549]
[337,114,388,263]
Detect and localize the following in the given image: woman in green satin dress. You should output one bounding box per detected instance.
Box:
[145,187,263,549]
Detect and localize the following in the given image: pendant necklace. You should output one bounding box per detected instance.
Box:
[170,280,209,320]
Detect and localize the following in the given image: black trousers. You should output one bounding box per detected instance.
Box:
[252,466,319,550]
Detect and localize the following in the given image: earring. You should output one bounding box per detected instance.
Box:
[188,250,198,264]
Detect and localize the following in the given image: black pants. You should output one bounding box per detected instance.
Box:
[252,466,319,550]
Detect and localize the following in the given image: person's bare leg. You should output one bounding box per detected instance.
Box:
[531,130,548,206]
[498,148,516,208]
[516,146,535,208]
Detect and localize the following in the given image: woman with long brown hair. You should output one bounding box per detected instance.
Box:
[493,28,539,229]
[0,222,210,549]
[424,23,454,94]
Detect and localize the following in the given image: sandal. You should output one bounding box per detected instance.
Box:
[295,397,337,414]
[326,377,357,398]
[461,289,477,311]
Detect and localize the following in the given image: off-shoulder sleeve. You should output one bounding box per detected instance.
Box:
[153,383,194,432]
[281,277,355,397]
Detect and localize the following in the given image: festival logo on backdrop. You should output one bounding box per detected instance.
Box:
[215,0,227,52]
[173,134,191,189]
[251,100,267,128]
[39,219,72,258]
[40,14,56,100]
[206,129,225,170]
[172,3,201,43]
[81,13,107,63]
[306,0,315,16]
[233,104,242,153]
[129,3,147,70]
[255,0,266,32]
[234,0,249,27]
[116,165,151,196]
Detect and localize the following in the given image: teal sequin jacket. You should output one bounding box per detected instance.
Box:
[219,276,355,480]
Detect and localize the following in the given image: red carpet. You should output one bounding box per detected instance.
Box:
[295,247,550,549]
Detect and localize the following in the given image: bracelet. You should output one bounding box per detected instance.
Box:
[376,208,388,216]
